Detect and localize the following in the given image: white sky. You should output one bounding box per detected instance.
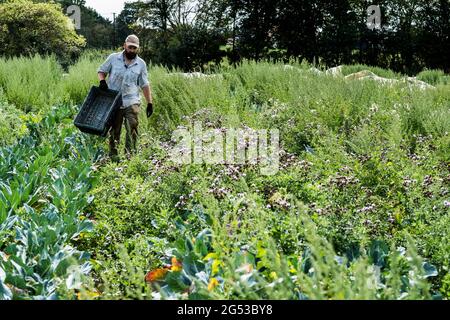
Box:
[84,0,133,21]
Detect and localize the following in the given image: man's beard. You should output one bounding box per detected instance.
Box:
[125,51,137,60]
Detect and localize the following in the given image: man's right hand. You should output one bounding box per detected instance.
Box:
[99,80,108,91]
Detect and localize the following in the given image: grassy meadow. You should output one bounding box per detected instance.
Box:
[0,53,449,300]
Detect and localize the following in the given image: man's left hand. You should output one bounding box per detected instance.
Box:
[146,102,153,118]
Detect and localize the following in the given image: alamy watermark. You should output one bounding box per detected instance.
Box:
[168,122,280,176]
[367,5,382,30]
[67,5,81,30]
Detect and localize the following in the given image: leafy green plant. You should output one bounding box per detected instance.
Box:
[0,104,103,299]
[142,223,439,300]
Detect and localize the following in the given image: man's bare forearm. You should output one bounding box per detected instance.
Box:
[142,85,152,104]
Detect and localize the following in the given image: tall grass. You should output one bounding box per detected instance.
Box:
[61,55,104,105]
[0,54,64,113]
[417,69,450,86]
[341,64,403,79]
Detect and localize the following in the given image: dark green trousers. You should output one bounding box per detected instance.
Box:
[109,104,140,157]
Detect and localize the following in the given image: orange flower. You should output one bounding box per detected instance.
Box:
[208,278,219,291]
[170,257,183,272]
[145,268,169,283]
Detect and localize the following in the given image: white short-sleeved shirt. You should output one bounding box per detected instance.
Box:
[98,51,150,108]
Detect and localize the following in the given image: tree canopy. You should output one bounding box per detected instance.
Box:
[0,0,448,73]
[112,0,449,73]
[0,0,86,66]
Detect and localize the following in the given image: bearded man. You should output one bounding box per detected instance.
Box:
[97,34,153,160]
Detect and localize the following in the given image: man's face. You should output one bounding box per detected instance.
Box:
[124,44,138,60]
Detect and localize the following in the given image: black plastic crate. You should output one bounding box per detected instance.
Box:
[74,86,122,137]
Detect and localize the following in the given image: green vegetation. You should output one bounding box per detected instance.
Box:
[0,0,85,67]
[0,90,29,146]
[0,56,449,300]
[0,104,103,299]
[110,0,450,74]
[0,52,108,114]
[417,70,450,86]
[0,55,66,113]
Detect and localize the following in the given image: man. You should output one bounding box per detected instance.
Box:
[97,34,153,160]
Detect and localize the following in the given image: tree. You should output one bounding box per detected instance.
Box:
[107,0,450,73]
[0,0,86,66]
[77,6,114,49]
[116,2,142,47]
[167,24,226,70]
[276,0,323,63]
[319,0,359,66]
[51,0,115,49]
[230,0,280,61]
[416,0,450,72]
[117,0,227,70]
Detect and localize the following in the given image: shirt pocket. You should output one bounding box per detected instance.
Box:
[127,68,140,85]
[123,69,140,95]
[108,68,124,91]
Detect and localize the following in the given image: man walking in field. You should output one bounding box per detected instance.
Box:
[97,34,153,160]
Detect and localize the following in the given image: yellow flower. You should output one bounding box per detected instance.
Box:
[208,278,219,291]
[203,253,218,261]
[77,290,100,300]
[170,257,183,272]
[211,259,221,276]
